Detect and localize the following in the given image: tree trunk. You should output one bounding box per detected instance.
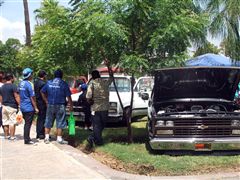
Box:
[23,0,31,46]
[127,73,134,143]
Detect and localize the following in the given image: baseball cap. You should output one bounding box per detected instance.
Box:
[23,68,33,79]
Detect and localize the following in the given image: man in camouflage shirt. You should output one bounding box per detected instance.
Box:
[86,69,113,149]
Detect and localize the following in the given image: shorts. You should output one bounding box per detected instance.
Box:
[45,104,66,129]
[2,105,18,126]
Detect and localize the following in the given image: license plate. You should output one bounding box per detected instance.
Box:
[195,143,211,151]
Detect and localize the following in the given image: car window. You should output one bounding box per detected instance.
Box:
[103,77,131,92]
[134,77,154,92]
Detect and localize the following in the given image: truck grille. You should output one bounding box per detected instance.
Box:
[174,119,232,136]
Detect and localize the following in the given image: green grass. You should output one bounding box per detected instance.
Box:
[63,121,240,176]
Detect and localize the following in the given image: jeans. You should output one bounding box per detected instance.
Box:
[23,111,35,143]
[36,102,46,138]
[45,104,66,129]
[84,107,91,127]
[88,111,108,145]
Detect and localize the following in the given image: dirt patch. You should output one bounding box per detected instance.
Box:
[78,148,240,176]
[90,150,156,176]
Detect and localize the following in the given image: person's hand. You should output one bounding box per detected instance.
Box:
[35,108,39,114]
[69,106,73,112]
[104,59,110,66]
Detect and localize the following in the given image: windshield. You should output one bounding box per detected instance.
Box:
[103,77,131,92]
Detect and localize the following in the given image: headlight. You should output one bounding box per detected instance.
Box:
[232,130,240,134]
[231,120,240,127]
[156,120,165,127]
[166,121,174,127]
[157,110,165,115]
[156,130,173,135]
[109,102,117,107]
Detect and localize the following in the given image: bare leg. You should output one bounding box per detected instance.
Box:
[3,125,10,138]
[45,128,51,136]
[57,128,62,136]
[9,124,16,137]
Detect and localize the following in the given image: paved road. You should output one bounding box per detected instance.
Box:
[1,124,239,180]
[0,124,106,179]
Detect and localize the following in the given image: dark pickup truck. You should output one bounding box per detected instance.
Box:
[146,67,240,152]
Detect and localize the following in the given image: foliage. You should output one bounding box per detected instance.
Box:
[24,0,207,76]
[194,41,220,57]
[195,0,240,60]
[70,0,127,69]
[0,38,22,75]
[120,54,149,77]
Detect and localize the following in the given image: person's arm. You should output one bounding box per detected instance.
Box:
[0,87,2,104]
[67,96,73,112]
[65,82,73,112]
[40,83,48,105]
[28,82,39,113]
[86,82,93,102]
[30,96,39,113]
[41,92,48,105]
[13,92,20,108]
[104,59,114,84]
[0,95,2,104]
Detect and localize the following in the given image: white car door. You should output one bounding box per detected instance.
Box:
[132,77,154,117]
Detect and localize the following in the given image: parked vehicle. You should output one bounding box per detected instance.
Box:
[66,74,153,125]
[103,74,153,123]
[146,67,240,153]
[67,76,87,94]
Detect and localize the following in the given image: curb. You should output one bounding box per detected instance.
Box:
[54,142,240,180]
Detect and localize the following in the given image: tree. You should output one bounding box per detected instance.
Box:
[108,0,207,142]
[28,0,207,143]
[194,42,220,57]
[0,38,22,75]
[195,0,240,60]
[23,0,31,46]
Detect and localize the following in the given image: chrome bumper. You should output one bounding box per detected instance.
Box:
[150,137,240,151]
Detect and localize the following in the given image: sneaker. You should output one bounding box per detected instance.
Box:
[84,138,94,152]
[88,126,93,131]
[5,136,10,139]
[25,140,37,145]
[9,136,17,141]
[57,140,68,145]
[44,138,50,144]
[37,135,45,140]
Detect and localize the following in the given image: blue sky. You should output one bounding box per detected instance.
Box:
[0,0,69,43]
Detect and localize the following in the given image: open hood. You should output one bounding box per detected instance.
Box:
[153,67,240,102]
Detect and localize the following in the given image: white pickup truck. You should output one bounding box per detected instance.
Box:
[68,74,154,124]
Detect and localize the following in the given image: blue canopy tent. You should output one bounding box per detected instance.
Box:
[185,53,240,99]
[185,53,240,67]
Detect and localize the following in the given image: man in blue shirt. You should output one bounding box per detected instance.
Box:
[19,68,39,145]
[41,69,73,144]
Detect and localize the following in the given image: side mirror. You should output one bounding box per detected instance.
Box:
[141,93,149,100]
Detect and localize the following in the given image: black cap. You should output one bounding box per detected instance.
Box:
[91,70,100,79]
[38,70,47,78]
[54,69,63,78]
